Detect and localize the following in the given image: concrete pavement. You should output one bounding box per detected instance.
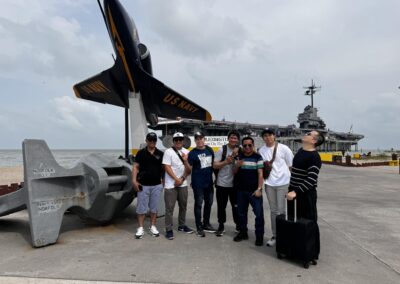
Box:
[0,165,399,283]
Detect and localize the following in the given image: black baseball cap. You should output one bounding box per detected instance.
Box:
[146,132,157,140]
[194,131,205,139]
[261,128,275,136]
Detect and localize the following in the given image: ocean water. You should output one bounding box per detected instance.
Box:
[0,149,125,167]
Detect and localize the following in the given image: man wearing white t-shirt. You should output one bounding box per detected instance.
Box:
[162,132,194,240]
[258,128,293,247]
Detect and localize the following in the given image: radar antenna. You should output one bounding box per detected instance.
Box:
[349,124,353,134]
[303,79,321,108]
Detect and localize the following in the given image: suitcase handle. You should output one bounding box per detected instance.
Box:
[285,196,297,223]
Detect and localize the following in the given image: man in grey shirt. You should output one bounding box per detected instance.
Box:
[213,130,241,236]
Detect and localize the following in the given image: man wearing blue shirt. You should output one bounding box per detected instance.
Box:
[188,132,217,237]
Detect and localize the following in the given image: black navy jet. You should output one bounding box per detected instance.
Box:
[73,0,212,127]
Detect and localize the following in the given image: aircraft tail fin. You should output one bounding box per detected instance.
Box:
[73,58,129,108]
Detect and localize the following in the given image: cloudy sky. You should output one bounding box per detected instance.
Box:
[1,0,399,150]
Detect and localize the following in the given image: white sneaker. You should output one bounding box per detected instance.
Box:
[135,227,144,239]
[266,237,276,247]
[149,225,160,237]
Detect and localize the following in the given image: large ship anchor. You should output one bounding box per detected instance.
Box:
[0,139,135,247]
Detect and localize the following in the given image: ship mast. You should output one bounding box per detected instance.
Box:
[303,79,321,108]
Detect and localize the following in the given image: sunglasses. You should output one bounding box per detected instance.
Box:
[173,138,184,141]
[243,144,253,148]
[147,138,157,142]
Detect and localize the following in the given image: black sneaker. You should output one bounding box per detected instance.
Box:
[178,225,194,234]
[196,229,205,237]
[203,224,217,233]
[165,230,174,240]
[233,231,249,242]
[255,236,263,246]
[215,224,225,237]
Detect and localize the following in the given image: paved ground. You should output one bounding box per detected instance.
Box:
[0,165,399,284]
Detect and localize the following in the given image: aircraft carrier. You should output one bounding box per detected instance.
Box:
[151,81,364,152]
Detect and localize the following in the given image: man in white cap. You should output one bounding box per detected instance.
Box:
[162,132,194,240]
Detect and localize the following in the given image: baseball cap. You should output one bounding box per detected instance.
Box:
[146,132,157,141]
[261,128,275,136]
[194,131,205,139]
[172,132,184,139]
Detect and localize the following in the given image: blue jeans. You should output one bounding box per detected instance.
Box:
[192,185,214,230]
[237,190,265,237]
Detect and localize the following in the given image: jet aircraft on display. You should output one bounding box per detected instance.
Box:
[73,0,212,128]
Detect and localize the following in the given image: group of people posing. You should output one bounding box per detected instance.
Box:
[131,128,324,249]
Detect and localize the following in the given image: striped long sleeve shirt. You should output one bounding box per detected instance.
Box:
[289,148,322,194]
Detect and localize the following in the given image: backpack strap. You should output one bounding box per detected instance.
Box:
[221,145,228,162]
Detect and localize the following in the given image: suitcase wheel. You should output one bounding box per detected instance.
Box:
[303,262,310,269]
[277,253,283,259]
[311,260,317,265]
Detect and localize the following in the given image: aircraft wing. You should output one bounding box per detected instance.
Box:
[137,69,212,121]
[73,59,130,108]
[73,54,212,122]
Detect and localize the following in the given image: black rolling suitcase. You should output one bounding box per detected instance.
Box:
[276,198,319,269]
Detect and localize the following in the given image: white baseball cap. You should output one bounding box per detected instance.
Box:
[173,132,184,139]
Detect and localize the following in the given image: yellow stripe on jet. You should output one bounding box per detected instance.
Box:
[107,7,136,93]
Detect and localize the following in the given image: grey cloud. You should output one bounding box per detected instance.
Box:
[131,0,247,58]
[0,1,112,83]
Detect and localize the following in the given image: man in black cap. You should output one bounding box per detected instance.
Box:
[188,131,216,237]
[132,132,164,239]
[258,128,293,247]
